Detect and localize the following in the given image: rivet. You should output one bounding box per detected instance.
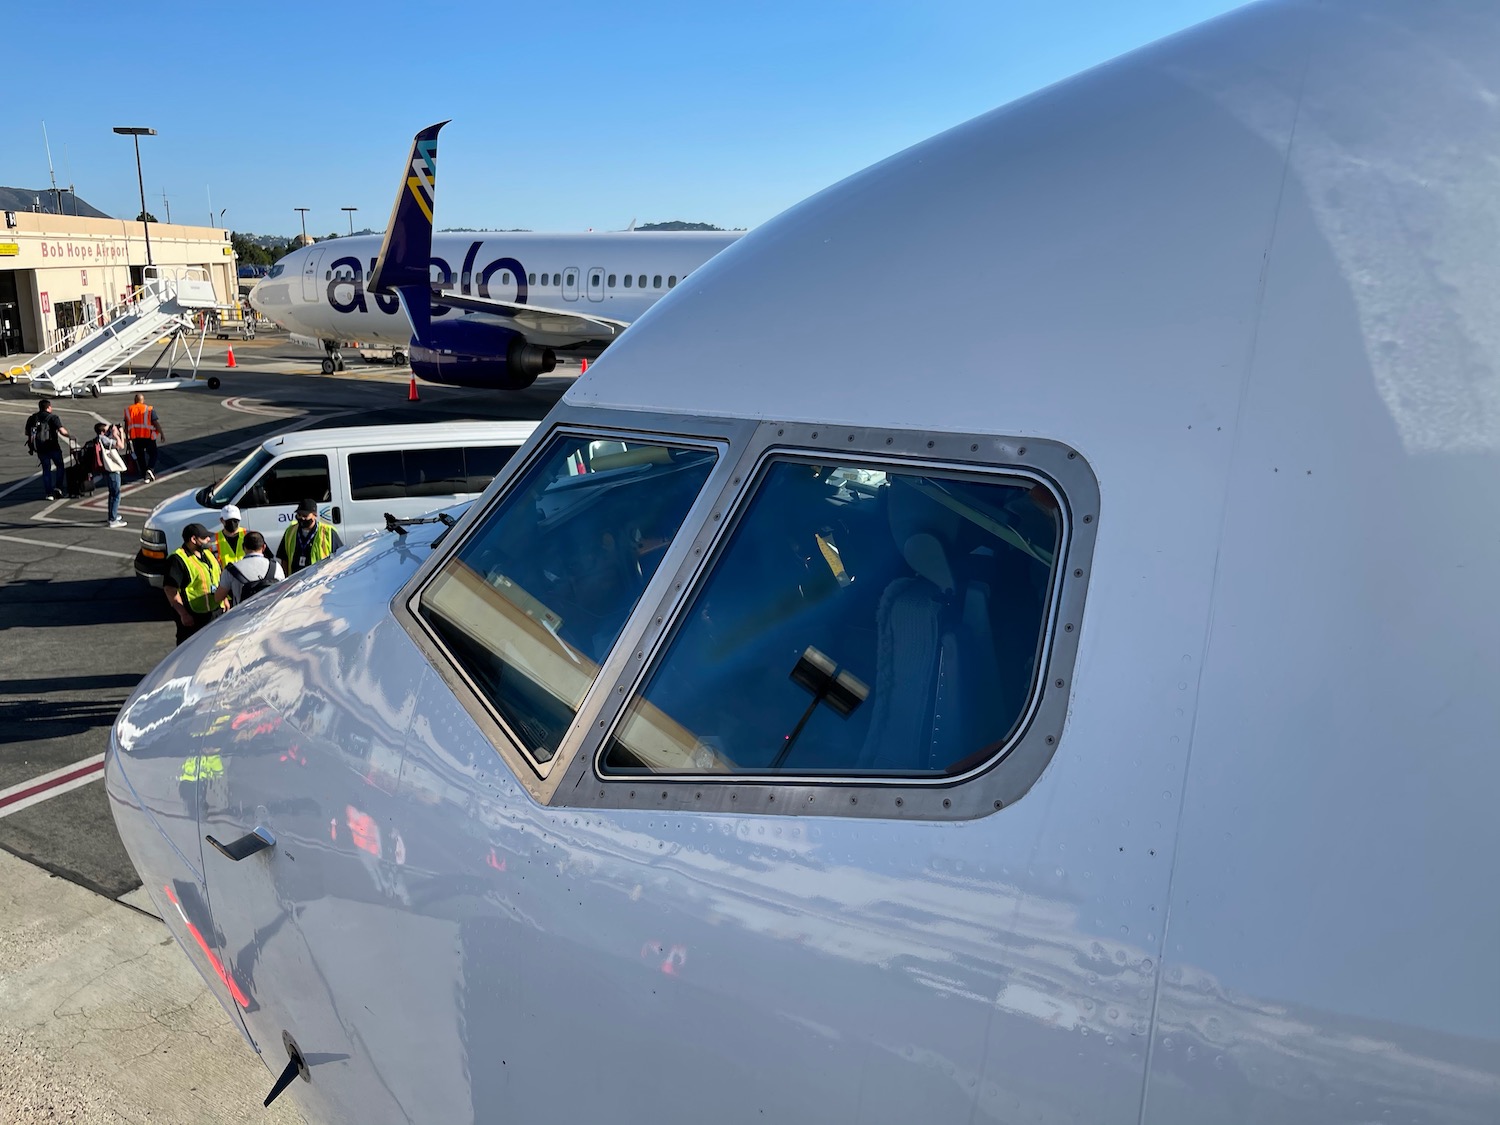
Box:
[731,793,737,801]
[885,437,893,445]
[694,547,702,555]
[1065,623,1075,633]
[848,434,855,442]
[1067,451,1077,459]
[850,796,858,805]
[777,429,784,436]
[629,790,636,798]
[598,720,605,728]
[636,652,642,660]
[617,686,625,694]
[661,791,668,799]
[732,476,741,485]
[895,797,904,807]
[811,431,819,439]
[712,512,720,520]
[1017,446,1027,456]
[808,795,814,802]
[1073,568,1083,578]
[970,443,978,451]
[994,800,1003,810]
[767,793,774,802]
[655,616,663,624]
[1045,735,1056,745]
[926,440,935,448]
[1083,515,1093,524]
[1055,678,1065,688]
[695,792,702,800]
[942,798,952,809]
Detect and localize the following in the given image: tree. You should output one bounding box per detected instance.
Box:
[134,211,158,223]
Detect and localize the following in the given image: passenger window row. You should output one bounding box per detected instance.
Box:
[349,445,517,501]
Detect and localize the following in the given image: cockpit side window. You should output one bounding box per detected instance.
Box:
[416,435,717,768]
[600,458,1062,778]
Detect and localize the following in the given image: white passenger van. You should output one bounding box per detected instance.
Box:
[134,421,536,586]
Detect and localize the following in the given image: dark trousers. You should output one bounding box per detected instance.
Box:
[175,610,216,646]
[37,447,64,495]
[131,437,158,475]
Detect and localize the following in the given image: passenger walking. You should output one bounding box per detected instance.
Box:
[277,499,343,574]
[94,421,129,527]
[163,523,223,645]
[214,531,284,609]
[24,398,70,500]
[216,504,247,565]
[123,392,164,481]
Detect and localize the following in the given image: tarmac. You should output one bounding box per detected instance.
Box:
[0,329,571,1123]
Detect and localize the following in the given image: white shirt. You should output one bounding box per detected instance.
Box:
[219,552,285,606]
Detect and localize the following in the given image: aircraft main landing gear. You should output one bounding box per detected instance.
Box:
[321,341,347,375]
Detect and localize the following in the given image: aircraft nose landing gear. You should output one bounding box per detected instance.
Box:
[320,340,347,375]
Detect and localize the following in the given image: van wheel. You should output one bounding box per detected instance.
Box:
[207,376,222,390]
[392,350,407,366]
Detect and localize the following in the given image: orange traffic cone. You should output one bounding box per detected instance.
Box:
[408,375,419,402]
[226,347,236,368]
[580,357,588,374]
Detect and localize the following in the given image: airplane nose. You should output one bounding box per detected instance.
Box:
[105,680,248,1028]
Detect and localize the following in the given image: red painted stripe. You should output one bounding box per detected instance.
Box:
[0,759,105,810]
[163,884,250,1008]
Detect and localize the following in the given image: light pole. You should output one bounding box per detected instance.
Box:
[112,126,156,266]
[294,207,310,246]
[341,207,357,236]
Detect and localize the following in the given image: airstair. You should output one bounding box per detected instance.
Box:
[26,267,226,398]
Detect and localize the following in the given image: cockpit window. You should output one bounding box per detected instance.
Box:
[601,458,1061,777]
[418,435,717,767]
[268,264,284,279]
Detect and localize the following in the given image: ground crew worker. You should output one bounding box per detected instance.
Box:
[164,522,223,645]
[216,504,247,565]
[277,498,343,574]
[123,392,164,481]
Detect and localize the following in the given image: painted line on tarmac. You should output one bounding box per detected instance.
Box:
[222,396,304,417]
[0,533,135,559]
[0,754,106,820]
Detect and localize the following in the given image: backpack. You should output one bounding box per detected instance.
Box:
[79,439,102,471]
[227,560,280,602]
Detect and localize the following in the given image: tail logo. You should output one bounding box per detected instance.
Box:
[407,139,438,223]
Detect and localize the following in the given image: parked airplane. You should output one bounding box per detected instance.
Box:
[250,121,741,387]
[107,2,1500,1123]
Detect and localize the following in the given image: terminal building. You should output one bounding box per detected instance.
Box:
[0,209,236,360]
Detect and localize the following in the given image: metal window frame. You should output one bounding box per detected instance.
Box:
[395,408,1098,822]
[392,410,754,806]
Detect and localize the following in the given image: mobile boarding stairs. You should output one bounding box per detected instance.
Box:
[21,267,227,398]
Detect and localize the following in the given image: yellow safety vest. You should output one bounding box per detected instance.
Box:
[281,521,334,572]
[216,528,246,565]
[171,547,222,614]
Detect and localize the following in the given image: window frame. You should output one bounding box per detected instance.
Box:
[394,408,1098,821]
[392,411,753,804]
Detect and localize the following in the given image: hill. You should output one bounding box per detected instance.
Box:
[0,187,111,219]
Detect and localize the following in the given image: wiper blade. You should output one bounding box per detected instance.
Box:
[384,511,457,537]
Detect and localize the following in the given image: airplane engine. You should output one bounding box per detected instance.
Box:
[410,319,556,389]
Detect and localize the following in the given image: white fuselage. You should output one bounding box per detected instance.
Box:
[251,230,742,346]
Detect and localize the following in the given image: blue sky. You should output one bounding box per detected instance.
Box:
[9,0,1245,237]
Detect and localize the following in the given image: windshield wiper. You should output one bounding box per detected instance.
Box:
[384,512,457,537]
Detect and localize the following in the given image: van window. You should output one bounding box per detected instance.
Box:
[417,435,717,766]
[349,445,521,502]
[463,445,518,492]
[601,459,1062,777]
[239,454,332,509]
[209,448,273,506]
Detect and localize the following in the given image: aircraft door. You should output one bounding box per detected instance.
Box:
[586,267,604,303]
[562,267,579,302]
[301,249,325,303]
